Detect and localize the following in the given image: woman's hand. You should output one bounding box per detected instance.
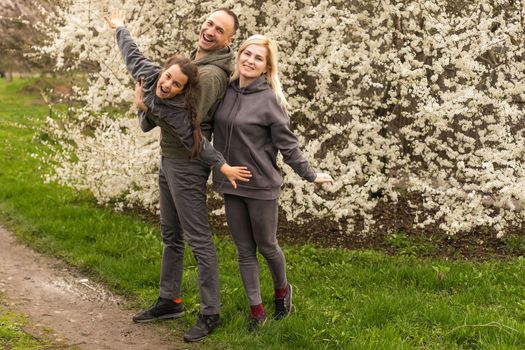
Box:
[103,8,124,29]
[314,172,334,185]
[134,78,148,112]
[220,164,252,189]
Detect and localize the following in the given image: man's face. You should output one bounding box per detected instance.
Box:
[198,10,234,54]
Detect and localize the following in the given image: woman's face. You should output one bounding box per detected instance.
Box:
[238,44,268,85]
[156,64,188,99]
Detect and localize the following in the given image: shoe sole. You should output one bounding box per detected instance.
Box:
[133,311,185,323]
[183,329,215,343]
[183,335,206,343]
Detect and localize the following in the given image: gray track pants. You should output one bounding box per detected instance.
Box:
[223,194,287,306]
[158,156,219,315]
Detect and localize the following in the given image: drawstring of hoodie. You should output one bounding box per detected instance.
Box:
[222,83,248,161]
[217,87,243,190]
[224,87,245,161]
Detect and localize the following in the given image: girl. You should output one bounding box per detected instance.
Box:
[212,34,334,330]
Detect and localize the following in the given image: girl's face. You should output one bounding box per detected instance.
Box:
[238,44,268,86]
[156,64,188,99]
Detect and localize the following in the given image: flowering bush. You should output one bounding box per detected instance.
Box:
[39,0,525,237]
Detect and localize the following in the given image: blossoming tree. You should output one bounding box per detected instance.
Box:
[39,0,525,237]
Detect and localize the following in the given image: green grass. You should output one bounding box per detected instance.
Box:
[0,294,59,350]
[1,77,525,349]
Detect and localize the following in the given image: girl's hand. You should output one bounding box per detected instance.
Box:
[103,8,124,29]
[220,164,252,189]
[314,172,334,185]
[135,78,148,112]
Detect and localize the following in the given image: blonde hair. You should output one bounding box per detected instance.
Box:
[231,34,290,110]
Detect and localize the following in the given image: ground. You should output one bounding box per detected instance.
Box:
[0,225,191,350]
[2,191,524,349]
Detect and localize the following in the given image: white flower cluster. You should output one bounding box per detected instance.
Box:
[38,0,525,237]
[43,111,161,211]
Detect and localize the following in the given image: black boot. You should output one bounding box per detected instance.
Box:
[183,313,220,342]
[274,284,293,320]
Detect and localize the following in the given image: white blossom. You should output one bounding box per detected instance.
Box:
[37,0,525,237]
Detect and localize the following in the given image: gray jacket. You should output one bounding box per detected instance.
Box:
[137,39,233,158]
[212,76,316,200]
[190,46,233,140]
[116,26,225,169]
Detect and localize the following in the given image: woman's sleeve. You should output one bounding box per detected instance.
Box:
[156,106,226,169]
[116,27,159,81]
[269,101,317,182]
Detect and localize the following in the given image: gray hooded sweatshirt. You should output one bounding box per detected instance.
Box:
[116,26,225,169]
[190,47,233,140]
[212,76,316,200]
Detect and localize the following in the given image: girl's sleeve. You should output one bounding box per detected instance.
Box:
[138,110,157,132]
[269,100,317,182]
[116,27,159,81]
[156,106,226,170]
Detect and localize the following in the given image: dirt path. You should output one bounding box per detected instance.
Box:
[0,224,191,350]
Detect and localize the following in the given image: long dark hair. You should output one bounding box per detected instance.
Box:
[162,55,202,159]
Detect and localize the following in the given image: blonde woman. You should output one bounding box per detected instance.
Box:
[212,35,334,331]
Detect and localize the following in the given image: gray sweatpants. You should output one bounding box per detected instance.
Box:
[158,156,220,315]
[223,194,287,306]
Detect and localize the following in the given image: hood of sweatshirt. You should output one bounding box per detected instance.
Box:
[231,75,269,94]
[190,45,234,76]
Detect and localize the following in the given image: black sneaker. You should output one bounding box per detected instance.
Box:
[132,297,184,323]
[274,284,293,320]
[183,314,220,342]
[248,314,267,332]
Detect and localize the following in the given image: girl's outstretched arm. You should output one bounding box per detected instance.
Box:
[104,8,159,81]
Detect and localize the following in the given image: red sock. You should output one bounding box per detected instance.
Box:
[250,303,265,318]
[274,286,287,299]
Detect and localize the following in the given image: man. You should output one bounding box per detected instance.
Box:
[132,8,239,343]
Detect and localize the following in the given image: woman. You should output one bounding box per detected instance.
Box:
[212,34,334,330]
[104,9,251,339]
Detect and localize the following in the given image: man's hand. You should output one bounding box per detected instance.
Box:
[134,78,148,112]
[103,8,124,29]
[220,164,252,189]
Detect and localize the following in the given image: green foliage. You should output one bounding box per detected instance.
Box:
[0,294,57,350]
[504,235,525,255]
[384,230,440,256]
[1,77,525,349]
